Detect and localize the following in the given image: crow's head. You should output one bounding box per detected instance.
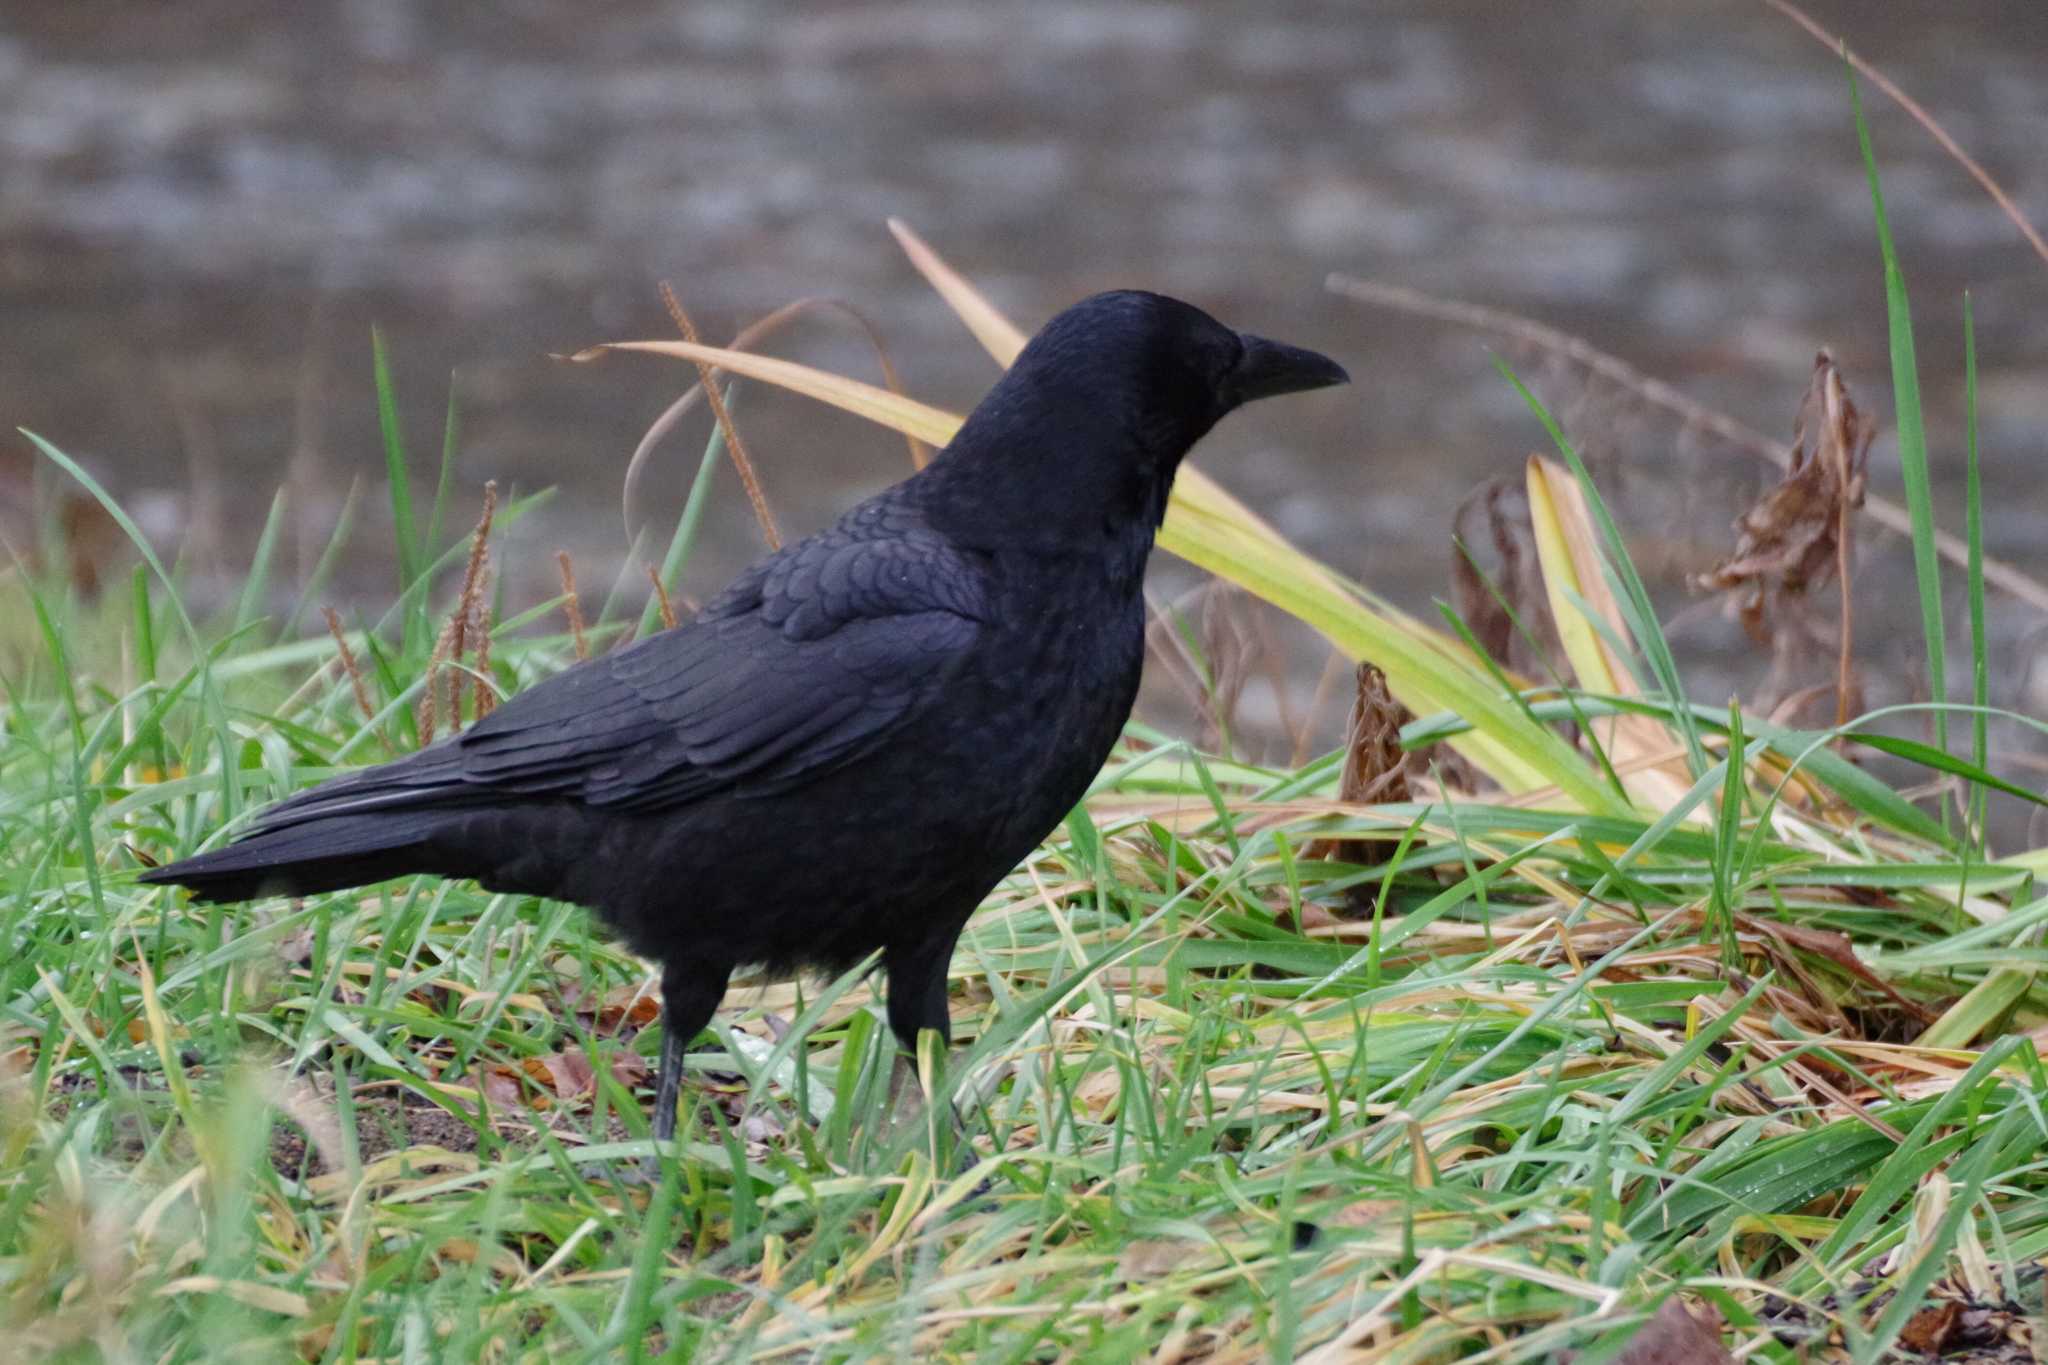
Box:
[1007,290,1347,459]
[927,290,1347,545]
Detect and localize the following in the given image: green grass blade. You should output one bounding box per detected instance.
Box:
[278,474,363,641]
[1708,699,1745,964]
[1842,729,2046,810]
[1963,292,1987,853]
[20,426,237,813]
[1849,66,1946,766]
[130,562,157,684]
[231,486,288,637]
[371,326,422,619]
[130,562,169,780]
[636,382,739,639]
[427,375,461,560]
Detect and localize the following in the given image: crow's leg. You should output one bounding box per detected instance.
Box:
[881,929,967,1154]
[644,963,726,1179]
[883,932,958,1056]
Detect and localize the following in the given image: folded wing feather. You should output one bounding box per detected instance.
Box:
[246,526,988,831]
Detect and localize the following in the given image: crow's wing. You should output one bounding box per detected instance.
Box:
[251,527,989,829]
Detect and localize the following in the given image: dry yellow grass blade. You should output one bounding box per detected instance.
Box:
[1525,456,1629,694]
[125,944,235,1185]
[1160,488,1602,802]
[888,217,1027,365]
[574,339,965,448]
[136,1166,207,1247]
[306,1146,477,1205]
[154,1277,311,1318]
[1525,455,1696,814]
[623,295,932,547]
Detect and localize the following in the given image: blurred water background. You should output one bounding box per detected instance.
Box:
[4,0,2045,813]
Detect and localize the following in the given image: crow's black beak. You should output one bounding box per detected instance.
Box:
[1231,333,1350,404]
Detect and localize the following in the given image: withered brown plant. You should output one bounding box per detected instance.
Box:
[1304,663,1412,868]
[471,599,496,719]
[415,483,499,744]
[416,612,458,747]
[621,293,927,549]
[1694,353,1872,726]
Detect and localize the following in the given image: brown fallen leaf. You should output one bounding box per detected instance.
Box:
[608,1051,651,1089]
[477,1064,528,1110]
[1899,1300,1962,1354]
[523,1050,595,1101]
[1600,1297,1733,1365]
[477,1047,649,1115]
[569,981,662,1036]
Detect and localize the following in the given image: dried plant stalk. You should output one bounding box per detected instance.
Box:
[1761,0,2048,270]
[622,294,927,544]
[557,551,589,661]
[646,565,679,631]
[660,282,781,550]
[417,612,458,746]
[1142,584,1251,757]
[451,563,492,727]
[472,596,496,719]
[1451,477,1567,681]
[448,483,497,673]
[441,481,498,732]
[322,606,375,723]
[1198,586,1253,755]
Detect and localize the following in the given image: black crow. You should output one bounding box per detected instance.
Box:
[141,290,1347,1153]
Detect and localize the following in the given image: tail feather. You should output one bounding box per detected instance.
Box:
[139,812,446,903]
[240,744,469,836]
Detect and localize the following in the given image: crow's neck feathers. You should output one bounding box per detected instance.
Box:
[912,299,1234,563]
[915,399,1194,559]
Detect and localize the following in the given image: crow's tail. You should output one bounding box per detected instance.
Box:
[138,812,451,903]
